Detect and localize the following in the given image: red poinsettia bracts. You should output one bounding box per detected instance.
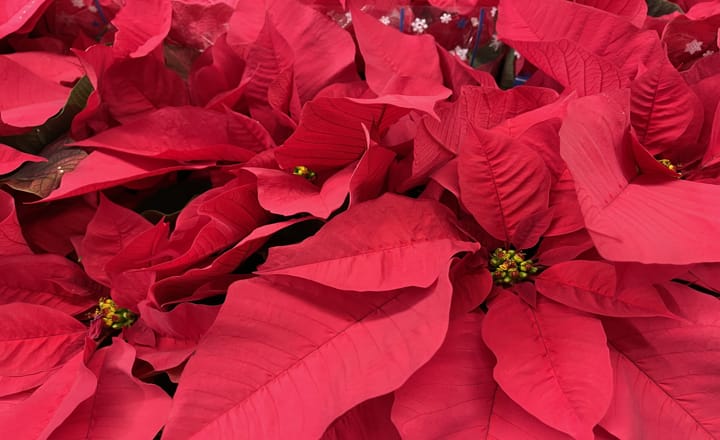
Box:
[0,0,719,438]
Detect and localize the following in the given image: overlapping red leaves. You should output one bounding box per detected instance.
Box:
[1,0,719,439]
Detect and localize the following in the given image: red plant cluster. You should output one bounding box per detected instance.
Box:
[1,0,719,438]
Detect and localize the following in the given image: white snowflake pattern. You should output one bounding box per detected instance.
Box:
[411,17,428,34]
[471,17,479,27]
[71,0,85,7]
[345,12,352,23]
[440,12,452,24]
[379,16,391,26]
[490,7,498,18]
[703,50,715,57]
[685,39,703,55]
[88,4,98,12]
[452,46,469,61]
[489,34,502,50]
[514,50,521,59]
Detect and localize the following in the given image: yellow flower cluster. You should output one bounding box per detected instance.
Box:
[95,298,136,330]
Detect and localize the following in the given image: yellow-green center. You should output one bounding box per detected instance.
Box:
[94,298,136,330]
[489,248,538,285]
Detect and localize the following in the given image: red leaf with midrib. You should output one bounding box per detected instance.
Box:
[163,272,454,439]
[482,291,613,440]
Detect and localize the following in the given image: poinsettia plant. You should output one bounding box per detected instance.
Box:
[0,0,719,438]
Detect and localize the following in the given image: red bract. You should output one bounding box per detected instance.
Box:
[0,189,31,255]
[535,260,677,318]
[393,312,571,439]
[48,339,172,439]
[72,106,270,161]
[630,60,704,153]
[274,97,406,171]
[458,125,552,248]
[560,93,720,264]
[351,6,452,115]
[0,54,80,129]
[0,303,87,397]
[257,194,478,291]
[163,272,454,439]
[111,0,172,58]
[1,0,720,437]
[0,351,96,439]
[0,0,53,40]
[600,283,720,438]
[483,292,613,440]
[497,0,663,95]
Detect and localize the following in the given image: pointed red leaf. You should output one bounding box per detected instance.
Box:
[0,303,88,397]
[189,34,246,107]
[545,168,585,236]
[274,97,407,172]
[76,195,152,286]
[241,17,297,141]
[103,222,172,284]
[0,352,96,439]
[460,86,560,131]
[99,55,190,121]
[43,151,212,202]
[127,301,219,372]
[536,229,594,267]
[20,197,97,255]
[257,193,478,291]
[497,0,658,60]
[0,0,53,39]
[49,339,171,439]
[225,0,266,47]
[0,254,98,316]
[150,218,312,307]
[458,126,552,248]
[0,55,73,128]
[535,260,676,318]
[252,141,394,218]
[348,142,396,205]
[112,0,172,58]
[630,61,703,153]
[393,312,493,439]
[169,0,235,49]
[449,254,493,317]
[0,189,31,256]
[560,93,720,264]
[267,0,358,102]
[482,291,613,440]
[601,283,720,439]
[351,7,451,115]
[393,312,571,439]
[163,272,454,439]
[436,45,498,97]
[497,0,663,95]
[146,178,269,278]
[71,107,268,162]
[0,143,44,175]
[247,165,353,219]
[506,40,627,96]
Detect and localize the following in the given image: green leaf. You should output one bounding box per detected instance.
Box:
[0,138,88,198]
[0,76,94,155]
[646,0,683,17]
